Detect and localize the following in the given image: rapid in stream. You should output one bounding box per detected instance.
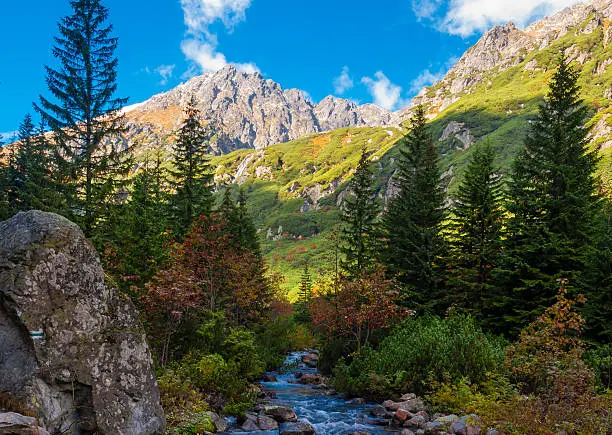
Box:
[226,351,393,434]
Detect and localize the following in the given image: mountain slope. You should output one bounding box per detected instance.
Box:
[204,0,612,294]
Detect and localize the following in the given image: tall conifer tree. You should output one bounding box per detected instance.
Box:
[35,0,130,236]
[449,141,504,317]
[494,52,601,334]
[339,147,380,279]
[169,97,213,235]
[383,105,447,310]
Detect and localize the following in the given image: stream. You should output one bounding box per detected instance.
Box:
[225,351,393,434]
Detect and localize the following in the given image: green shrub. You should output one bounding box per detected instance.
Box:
[585,343,612,392]
[171,413,215,435]
[255,316,317,370]
[331,314,507,399]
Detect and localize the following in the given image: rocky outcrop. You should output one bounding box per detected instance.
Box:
[439,121,475,149]
[0,211,165,434]
[124,66,393,154]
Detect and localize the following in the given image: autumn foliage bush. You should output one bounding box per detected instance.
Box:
[485,280,612,434]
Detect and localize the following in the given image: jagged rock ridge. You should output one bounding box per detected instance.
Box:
[124,66,393,154]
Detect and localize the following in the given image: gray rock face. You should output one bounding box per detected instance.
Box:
[0,211,165,434]
[126,66,392,154]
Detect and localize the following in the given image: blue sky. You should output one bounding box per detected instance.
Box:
[0,0,582,136]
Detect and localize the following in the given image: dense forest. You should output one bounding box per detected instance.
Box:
[0,0,610,434]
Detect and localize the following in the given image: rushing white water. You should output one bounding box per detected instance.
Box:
[233,351,393,434]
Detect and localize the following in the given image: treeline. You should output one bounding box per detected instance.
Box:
[299,53,610,344]
[293,53,611,434]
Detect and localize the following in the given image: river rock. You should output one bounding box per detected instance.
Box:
[346,398,367,405]
[205,411,228,432]
[370,405,389,418]
[257,415,279,430]
[450,414,482,435]
[264,405,298,422]
[0,211,165,434]
[301,353,319,367]
[404,414,428,430]
[401,430,416,435]
[424,420,447,434]
[263,374,278,382]
[383,398,425,413]
[298,374,325,385]
[241,414,260,432]
[279,421,316,435]
[394,408,411,422]
[0,412,50,435]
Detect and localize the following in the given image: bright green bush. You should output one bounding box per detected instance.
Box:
[255,316,317,370]
[331,314,507,400]
[585,343,612,392]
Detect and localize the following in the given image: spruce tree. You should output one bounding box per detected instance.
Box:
[169,96,213,235]
[0,138,10,220]
[495,52,601,334]
[448,141,504,317]
[383,105,447,310]
[7,115,59,213]
[234,188,261,258]
[295,262,313,322]
[103,152,170,295]
[339,147,380,279]
[34,0,130,236]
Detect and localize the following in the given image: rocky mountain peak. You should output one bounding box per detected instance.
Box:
[125,66,393,153]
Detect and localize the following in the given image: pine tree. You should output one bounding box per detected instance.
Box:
[383,105,447,310]
[339,147,380,279]
[102,152,170,295]
[235,188,261,258]
[448,141,505,317]
[169,96,213,235]
[0,138,11,220]
[34,0,130,236]
[583,197,612,342]
[295,262,313,322]
[6,115,59,213]
[494,52,601,334]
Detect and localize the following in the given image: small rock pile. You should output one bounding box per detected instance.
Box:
[239,405,315,435]
[368,393,498,435]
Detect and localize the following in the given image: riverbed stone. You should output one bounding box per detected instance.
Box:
[264,405,298,422]
[450,414,482,435]
[347,398,367,405]
[301,353,319,368]
[424,420,447,434]
[205,411,228,432]
[0,211,165,434]
[258,415,279,430]
[401,430,416,435]
[383,398,425,413]
[263,374,278,382]
[298,374,325,385]
[394,408,411,422]
[370,405,389,418]
[404,415,428,430]
[0,412,50,434]
[279,421,316,435]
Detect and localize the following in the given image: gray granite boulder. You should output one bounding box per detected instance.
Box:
[0,211,165,434]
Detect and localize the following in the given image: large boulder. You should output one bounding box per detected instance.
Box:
[0,211,165,434]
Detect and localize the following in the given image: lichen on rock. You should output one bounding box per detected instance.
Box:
[0,211,165,434]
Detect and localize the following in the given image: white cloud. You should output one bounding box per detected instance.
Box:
[0,131,16,143]
[412,0,444,20]
[409,69,444,94]
[333,66,354,95]
[361,71,408,111]
[409,56,460,94]
[154,64,176,85]
[180,0,258,73]
[412,0,582,37]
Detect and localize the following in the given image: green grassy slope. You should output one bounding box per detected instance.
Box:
[210,16,612,297]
